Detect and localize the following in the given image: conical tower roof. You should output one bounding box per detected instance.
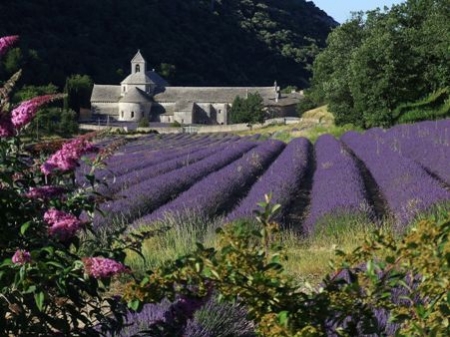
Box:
[119,87,151,103]
[131,50,146,63]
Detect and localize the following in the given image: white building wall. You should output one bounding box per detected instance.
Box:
[213,103,229,125]
[174,111,192,124]
[91,103,118,118]
[118,102,152,121]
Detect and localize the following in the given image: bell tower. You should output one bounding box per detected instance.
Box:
[131,50,146,74]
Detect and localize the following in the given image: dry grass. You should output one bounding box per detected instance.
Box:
[233,105,357,143]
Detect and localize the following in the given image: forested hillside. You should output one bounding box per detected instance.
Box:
[308,0,450,128]
[0,0,337,89]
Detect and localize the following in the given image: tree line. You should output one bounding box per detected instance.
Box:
[307,0,449,128]
[0,0,336,89]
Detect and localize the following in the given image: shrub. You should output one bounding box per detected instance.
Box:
[0,35,146,336]
[138,116,150,127]
[126,194,450,336]
[296,95,317,116]
[171,120,182,127]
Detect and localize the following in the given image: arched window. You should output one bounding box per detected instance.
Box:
[131,111,135,118]
[135,64,140,73]
[122,86,126,92]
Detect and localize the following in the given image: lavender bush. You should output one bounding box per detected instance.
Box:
[226,137,312,225]
[94,141,257,230]
[342,130,450,231]
[134,140,285,226]
[304,134,373,235]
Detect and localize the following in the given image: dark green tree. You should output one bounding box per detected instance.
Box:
[309,0,450,128]
[229,92,265,124]
[309,14,365,126]
[63,74,93,115]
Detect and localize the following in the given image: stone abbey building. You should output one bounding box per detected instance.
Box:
[90,51,301,125]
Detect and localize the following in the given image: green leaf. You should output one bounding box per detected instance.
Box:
[278,310,289,327]
[20,221,31,235]
[34,291,45,311]
[128,299,142,311]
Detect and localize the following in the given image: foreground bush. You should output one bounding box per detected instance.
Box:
[0,35,142,336]
[125,195,450,336]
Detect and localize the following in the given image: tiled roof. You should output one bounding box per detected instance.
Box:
[90,85,121,102]
[175,101,195,112]
[121,70,169,87]
[119,87,152,103]
[153,87,278,104]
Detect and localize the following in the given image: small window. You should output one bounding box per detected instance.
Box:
[218,109,222,114]
[122,86,126,92]
[121,111,124,118]
[168,117,171,122]
[135,64,140,73]
[131,111,135,118]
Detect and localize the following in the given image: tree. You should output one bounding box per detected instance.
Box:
[309,14,365,126]
[309,0,450,128]
[229,92,265,124]
[63,74,93,115]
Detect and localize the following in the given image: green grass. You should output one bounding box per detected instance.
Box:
[124,210,387,285]
[123,203,450,287]
[125,212,220,274]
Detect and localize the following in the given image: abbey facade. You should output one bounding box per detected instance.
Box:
[90,51,301,125]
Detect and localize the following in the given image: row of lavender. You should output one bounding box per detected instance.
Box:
[85,119,450,235]
[134,139,286,227]
[92,137,260,230]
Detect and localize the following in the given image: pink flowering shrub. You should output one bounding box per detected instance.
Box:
[12,250,31,265]
[11,94,64,129]
[0,35,18,55]
[44,208,83,241]
[25,185,67,199]
[0,35,142,336]
[83,257,129,278]
[41,137,96,175]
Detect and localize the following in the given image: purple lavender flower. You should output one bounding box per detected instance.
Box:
[134,140,285,227]
[227,137,312,224]
[94,140,257,230]
[342,130,450,231]
[304,134,373,235]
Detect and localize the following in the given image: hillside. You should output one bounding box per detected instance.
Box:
[0,0,337,88]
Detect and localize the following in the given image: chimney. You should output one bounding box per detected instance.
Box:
[275,91,280,103]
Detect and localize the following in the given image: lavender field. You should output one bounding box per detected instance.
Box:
[80,120,450,235]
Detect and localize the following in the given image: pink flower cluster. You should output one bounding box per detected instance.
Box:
[26,186,67,199]
[0,35,18,56]
[11,95,58,129]
[12,249,31,265]
[0,115,14,138]
[41,137,95,175]
[0,94,62,138]
[82,257,129,279]
[44,208,82,241]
